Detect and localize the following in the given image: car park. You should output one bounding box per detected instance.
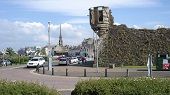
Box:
[27,57,45,68]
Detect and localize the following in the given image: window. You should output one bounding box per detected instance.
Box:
[99,10,103,22]
[31,59,38,61]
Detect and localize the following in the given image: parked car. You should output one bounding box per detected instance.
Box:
[0,60,12,66]
[27,57,45,68]
[59,57,69,65]
[71,57,79,64]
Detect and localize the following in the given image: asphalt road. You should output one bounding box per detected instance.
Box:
[0,65,86,95]
[0,65,170,95]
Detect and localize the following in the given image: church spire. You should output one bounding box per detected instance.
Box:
[59,24,63,46]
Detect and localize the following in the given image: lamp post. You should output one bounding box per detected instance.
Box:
[48,21,52,71]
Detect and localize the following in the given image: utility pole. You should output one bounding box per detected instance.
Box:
[48,21,52,71]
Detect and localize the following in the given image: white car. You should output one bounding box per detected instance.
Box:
[71,57,79,64]
[27,57,45,68]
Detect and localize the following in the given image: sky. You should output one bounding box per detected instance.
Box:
[0,0,170,51]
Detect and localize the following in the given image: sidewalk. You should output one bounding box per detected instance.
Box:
[37,65,170,78]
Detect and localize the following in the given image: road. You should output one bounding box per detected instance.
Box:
[0,65,87,95]
[0,65,170,95]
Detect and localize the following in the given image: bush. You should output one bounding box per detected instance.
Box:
[72,78,170,95]
[9,55,29,64]
[0,80,60,95]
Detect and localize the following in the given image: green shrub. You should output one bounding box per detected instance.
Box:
[9,55,29,64]
[0,80,60,95]
[72,78,170,95]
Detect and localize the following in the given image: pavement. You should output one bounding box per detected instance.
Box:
[0,65,170,95]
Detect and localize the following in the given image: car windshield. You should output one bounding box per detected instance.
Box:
[31,59,38,61]
[60,58,66,61]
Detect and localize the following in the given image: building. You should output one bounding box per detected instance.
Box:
[52,24,68,57]
[80,38,94,58]
[25,46,41,57]
[68,45,81,57]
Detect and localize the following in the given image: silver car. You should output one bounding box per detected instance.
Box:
[59,58,69,65]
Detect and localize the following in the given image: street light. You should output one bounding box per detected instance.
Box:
[48,21,52,71]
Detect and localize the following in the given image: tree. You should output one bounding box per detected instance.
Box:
[6,47,16,56]
[18,48,26,55]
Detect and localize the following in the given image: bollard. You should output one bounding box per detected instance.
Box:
[66,68,68,76]
[43,66,45,74]
[52,68,54,75]
[105,69,107,77]
[84,69,86,77]
[36,65,39,73]
[126,69,129,77]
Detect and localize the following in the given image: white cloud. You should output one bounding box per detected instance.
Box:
[153,25,167,29]
[12,0,159,16]
[132,25,143,29]
[66,18,89,24]
[14,21,45,34]
[37,34,48,42]
[0,19,47,50]
[0,19,92,50]
[114,22,121,25]
[49,23,92,45]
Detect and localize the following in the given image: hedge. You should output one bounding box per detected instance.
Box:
[72,78,170,95]
[0,80,60,95]
[9,55,29,64]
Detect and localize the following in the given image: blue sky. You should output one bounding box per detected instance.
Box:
[0,0,170,51]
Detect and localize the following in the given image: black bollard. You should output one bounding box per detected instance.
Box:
[126,69,129,77]
[66,68,68,76]
[84,69,86,77]
[43,66,45,74]
[105,69,107,77]
[36,65,39,73]
[52,68,54,75]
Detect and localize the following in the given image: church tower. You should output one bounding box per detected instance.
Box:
[59,24,63,46]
